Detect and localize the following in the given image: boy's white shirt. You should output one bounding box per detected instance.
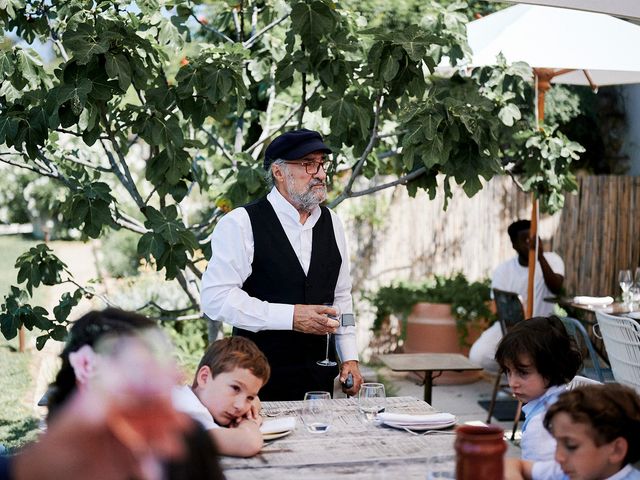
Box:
[532,462,640,480]
[172,384,220,430]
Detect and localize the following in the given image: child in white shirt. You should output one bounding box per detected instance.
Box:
[173,336,270,457]
[495,316,582,461]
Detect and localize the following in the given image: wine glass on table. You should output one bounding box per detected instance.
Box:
[317,303,339,367]
[301,391,332,433]
[358,382,386,422]
[619,269,632,302]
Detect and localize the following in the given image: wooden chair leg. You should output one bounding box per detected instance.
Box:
[486,373,502,424]
[510,400,523,441]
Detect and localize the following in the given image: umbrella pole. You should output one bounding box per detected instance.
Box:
[527,69,554,318]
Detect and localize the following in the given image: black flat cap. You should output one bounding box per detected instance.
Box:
[263,129,332,170]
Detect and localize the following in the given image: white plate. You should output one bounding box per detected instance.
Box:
[626,311,640,320]
[262,430,293,441]
[382,419,457,431]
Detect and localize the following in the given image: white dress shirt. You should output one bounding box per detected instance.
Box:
[201,187,358,362]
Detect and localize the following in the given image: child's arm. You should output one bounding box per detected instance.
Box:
[504,457,534,480]
[210,418,263,457]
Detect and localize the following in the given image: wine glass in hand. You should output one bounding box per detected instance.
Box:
[317,304,339,367]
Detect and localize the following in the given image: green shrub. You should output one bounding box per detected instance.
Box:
[101,230,140,278]
[367,273,494,346]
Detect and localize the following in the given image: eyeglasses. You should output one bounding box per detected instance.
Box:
[285,159,331,175]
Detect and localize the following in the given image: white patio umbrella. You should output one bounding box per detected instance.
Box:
[467,4,640,315]
[489,0,640,22]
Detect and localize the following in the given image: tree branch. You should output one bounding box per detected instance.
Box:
[200,127,234,163]
[232,6,242,42]
[0,155,59,178]
[112,206,147,234]
[37,152,81,190]
[330,94,384,206]
[243,14,289,49]
[246,83,321,156]
[56,128,108,141]
[190,12,234,43]
[175,269,200,306]
[328,167,427,208]
[60,154,112,173]
[346,94,383,193]
[297,71,307,128]
[64,279,117,308]
[186,260,203,280]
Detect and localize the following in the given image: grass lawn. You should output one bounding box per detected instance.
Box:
[0,235,49,451]
[0,344,40,452]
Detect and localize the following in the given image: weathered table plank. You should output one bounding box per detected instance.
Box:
[222,396,456,480]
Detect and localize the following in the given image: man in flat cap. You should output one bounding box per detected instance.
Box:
[201,129,363,400]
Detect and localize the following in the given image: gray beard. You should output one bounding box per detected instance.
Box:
[284,168,326,212]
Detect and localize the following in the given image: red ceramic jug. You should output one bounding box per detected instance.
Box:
[455,424,506,480]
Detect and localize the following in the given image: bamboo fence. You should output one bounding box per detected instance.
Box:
[342,174,639,307]
[555,175,640,297]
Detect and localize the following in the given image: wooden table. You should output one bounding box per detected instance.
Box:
[222,396,455,480]
[552,297,637,317]
[379,353,482,404]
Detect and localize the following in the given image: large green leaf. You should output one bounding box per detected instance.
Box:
[0,50,15,78]
[105,53,132,91]
[15,49,45,88]
[290,1,338,45]
[63,23,111,64]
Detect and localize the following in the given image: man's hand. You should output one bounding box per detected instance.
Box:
[293,304,340,334]
[339,360,363,396]
[243,397,263,425]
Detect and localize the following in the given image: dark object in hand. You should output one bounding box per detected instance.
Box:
[342,372,354,389]
[341,313,355,327]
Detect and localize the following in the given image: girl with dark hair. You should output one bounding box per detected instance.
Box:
[43,308,224,480]
[47,308,156,420]
[495,315,582,462]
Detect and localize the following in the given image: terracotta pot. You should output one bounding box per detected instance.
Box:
[404,302,484,385]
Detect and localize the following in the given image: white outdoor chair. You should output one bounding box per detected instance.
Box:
[594,311,640,394]
[566,374,602,390]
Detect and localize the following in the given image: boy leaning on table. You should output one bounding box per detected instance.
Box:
[173,336,271,457]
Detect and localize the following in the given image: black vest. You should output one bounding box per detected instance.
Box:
[233,197,342,400]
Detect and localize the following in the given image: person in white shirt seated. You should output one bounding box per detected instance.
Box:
[173,336,270,457]
[470,219,565,373]
[505,383,640,480]
[495,316,582,462]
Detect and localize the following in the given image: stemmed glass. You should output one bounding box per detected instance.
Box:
[317,303,339,367]
[619,269,632,302]
[358,382,386,422]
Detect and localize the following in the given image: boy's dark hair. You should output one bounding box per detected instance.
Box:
[544,384,640,465]
[507,219,531,243]
[495,315,582,386]
[48,308,156,419]
[193,336,270,387]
